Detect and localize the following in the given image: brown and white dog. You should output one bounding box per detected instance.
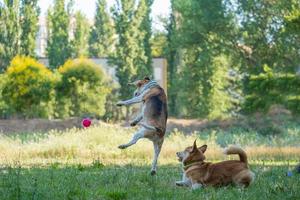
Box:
[116,77,168,175]
[176,141,254,189]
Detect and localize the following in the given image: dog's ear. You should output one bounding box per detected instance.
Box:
[198,145,207,153]
[143,76,150,81]
[191,140,197,152]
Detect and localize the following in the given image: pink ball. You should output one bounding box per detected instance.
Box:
[82,118,91,128]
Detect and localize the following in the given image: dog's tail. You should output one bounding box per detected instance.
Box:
[224,146,248,165]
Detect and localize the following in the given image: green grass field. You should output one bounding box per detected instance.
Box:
[0,121,299,199]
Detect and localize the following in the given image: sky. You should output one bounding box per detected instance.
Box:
[38,0,171,31]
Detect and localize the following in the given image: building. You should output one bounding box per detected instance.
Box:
[36,18,167,91]
[39,58,167,92]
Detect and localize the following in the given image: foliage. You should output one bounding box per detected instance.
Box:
[244,68,300,114]
[0,73,11,118]
[2,56,56,118]
[135,0,153,76]
[88,0,114,58]
[171,0,237,118]
[20,0,39,57]
[111,0,153,101]
[0,0,21,72]
[56,58,110,118]
[46,0,72,68]
[166,0,300,118]
[151,31,168,58]
[165,6,179,116]
[235,0,300,74]
[71,11,90,58]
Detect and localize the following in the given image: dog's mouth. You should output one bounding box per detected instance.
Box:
[176,153,183,162]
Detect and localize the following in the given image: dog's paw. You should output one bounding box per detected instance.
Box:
[130,121,137,127]
[116,101,125,106]
[118,144,127,149]
[175,181,183,186]
[150,170,156,176]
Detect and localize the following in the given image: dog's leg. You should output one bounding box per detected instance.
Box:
[191,183,202,190]
[130,113,143,126]
[117,89,150,106]
[176,173,191,187]
[150,139,164,175]
[118,128,145,149]
[139,122,157,132]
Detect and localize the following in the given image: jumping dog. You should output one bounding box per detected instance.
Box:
[116,77,168,175]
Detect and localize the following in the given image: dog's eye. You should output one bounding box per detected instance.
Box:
[134,92,139,96]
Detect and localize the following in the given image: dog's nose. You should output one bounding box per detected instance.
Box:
[176,152,179,156]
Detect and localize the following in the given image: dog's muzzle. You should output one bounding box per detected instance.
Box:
[176,152,183,162]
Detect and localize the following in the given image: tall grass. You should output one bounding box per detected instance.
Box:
[0,122,299,167]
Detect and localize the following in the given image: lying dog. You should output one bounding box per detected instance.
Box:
[176,141,254,189]
[117,77,168,175]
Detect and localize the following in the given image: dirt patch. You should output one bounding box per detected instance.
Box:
[0,110,296,135]
[0,118,82,134]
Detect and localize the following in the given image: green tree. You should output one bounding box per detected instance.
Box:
[150,31,167,57]
[111,0,154,120]
[111,0,152,100]
[20,0,39,57]
[111,0,136,100]
[135,0,153,76]
[235,0,300,74]
[165,5,180,116]
[88,0,114,57]
[0,0,20,71]
[171,0,237,118]
[46,0,72,68]
[71,11,90,57]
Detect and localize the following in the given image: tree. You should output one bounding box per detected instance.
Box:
[135,0,153,76]
[46,0,72,68]
[111,0,153,120]
[88,0,114,57]
[0,0,20,71]
[111,0,137,100]
[165,5,180,116]
[20,0,39,57]
[150,31,167,57]
[111,0,153,99]
[71,11,90,57]
[171,0,237,118]
[235,0,300,74]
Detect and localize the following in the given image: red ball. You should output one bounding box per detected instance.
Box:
[82,118,91,128]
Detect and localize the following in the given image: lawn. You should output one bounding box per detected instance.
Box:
[0,121,299,199]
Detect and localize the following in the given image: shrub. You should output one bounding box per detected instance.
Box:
[2,56,56,118]
[243,66,300,114]
[56,58,110,118]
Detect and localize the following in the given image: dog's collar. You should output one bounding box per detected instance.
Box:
[140,80,159,93]
[183,160,204,170]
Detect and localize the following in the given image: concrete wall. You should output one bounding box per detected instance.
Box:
[39,58,167,92]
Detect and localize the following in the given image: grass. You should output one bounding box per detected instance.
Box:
[0,164,299,200]
[0,121,299,199]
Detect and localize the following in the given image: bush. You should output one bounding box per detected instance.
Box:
[2,56,56,118]
[56,58,110,118]
[243,66,300,114]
